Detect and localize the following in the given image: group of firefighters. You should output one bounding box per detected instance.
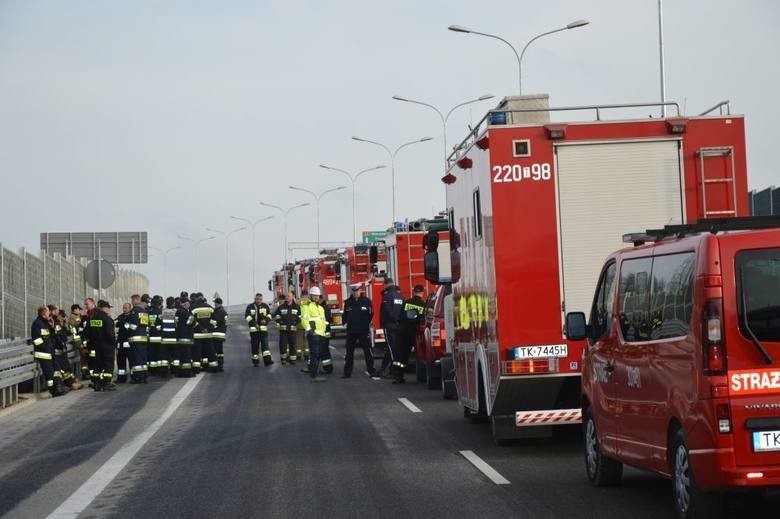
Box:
[29,276,428,394]
[31,292,229,395]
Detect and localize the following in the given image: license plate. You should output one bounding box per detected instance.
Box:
[513,344,568,360]
[753,430,780,452]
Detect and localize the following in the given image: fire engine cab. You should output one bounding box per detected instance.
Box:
[423,95,748,442]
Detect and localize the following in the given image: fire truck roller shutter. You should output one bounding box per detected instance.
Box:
[555,140,684,317]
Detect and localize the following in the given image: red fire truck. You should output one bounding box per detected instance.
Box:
[316,250,346,333]
[423,96,748,442]
[344,241,388,347]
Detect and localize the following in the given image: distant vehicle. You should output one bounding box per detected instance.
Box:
[567,216,780,519]
[415,284,451,391]
[423,97,750,443]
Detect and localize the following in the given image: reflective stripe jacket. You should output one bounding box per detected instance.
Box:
[245,303,271,333]
[53,322,69,353]
[343,295,373,335]
[86,311,116,348]
[116,312,132,347]
[212,306,228,341]
[67,313,84,348]
[300,301,327,337]
[148,305,163,342]
[273,302,300,331]
[128,304,149,343]
[399,295,426,334]
[160,307,177,343]
[380,285,404,330]
[175,307,194,343]
[31,316,54,359]
[191,302,215,339]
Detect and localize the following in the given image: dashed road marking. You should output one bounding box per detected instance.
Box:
[398,397,422,413]
[47,376,203,518]
[459,450,510,485]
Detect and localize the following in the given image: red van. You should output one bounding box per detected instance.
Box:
[566,216,780,518]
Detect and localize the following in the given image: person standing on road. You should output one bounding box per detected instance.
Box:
[212,297,228,371]
[192,293,218,373]
[68,304,89,382]
[319,298,334,374]
[87,300,117,392]
[160,296,178,377]
[82,298,98,381]
[377,277,403,378]
[128,294,150,383]
[300,286,327,382]
[393,285,427,384]
[31,306,64,397]
[147,295,164,376]
[341,283,375,379]
[175,297,195,377]
[245,293,274,367]
[115,303,133,383]
[273,292,300,365]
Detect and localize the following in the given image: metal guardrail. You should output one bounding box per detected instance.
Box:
[0,337,38,408]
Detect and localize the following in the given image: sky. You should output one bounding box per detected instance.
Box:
[1,0,778,304]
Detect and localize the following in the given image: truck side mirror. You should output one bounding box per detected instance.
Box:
[267,280,272,291]
[424,251,440,283]
[369,246,378,264]
[423,230,439,252]
[450,249,461,284]
[565,312,588,341]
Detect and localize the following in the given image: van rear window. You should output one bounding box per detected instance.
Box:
[736,249,780,342]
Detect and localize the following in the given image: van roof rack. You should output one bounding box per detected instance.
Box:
[623,216,780,246]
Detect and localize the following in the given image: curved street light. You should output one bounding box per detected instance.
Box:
[288,185,346,253]
[205,226,247,307]
[448,20,589,94]
[318,164,386,243]
[259,201,311,269]
[178,234,215,291]
[230,215,275,295]
[391,94,494,166]
[351,136,433,224]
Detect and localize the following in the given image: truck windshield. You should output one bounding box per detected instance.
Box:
[736,248,780,342]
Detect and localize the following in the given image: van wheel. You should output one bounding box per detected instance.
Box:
[584,409,622,486]
[415,360,426,383]
[671,430,722,519]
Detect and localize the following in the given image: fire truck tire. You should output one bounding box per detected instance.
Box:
[671,430,722,519]
[469,368,489,424]
[584,408,623,487]
[415,360,426,382]
[440,356,457,400]
[425,363,441,390]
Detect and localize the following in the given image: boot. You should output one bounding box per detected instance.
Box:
[70,380,84,390]
[92,378,104,392]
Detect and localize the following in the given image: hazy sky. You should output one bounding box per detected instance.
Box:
[1,0,778,304]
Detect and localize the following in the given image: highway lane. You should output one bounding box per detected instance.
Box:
[1,315,777,518]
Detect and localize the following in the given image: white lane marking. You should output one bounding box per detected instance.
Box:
[47,376,202,518]
[398,397,422,413]
[459,450,511,485]
[329,345,336,350]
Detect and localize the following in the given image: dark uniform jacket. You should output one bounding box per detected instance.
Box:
[212,306,228,340]
[191,301,215,339]
[116,312,132,346]
[87,311,116,347]
[245,303,272,333]
[128,304,149,343]
[273,302,300,331]
[161,307,177,344]
[31,316,55,360]
[399,295,426,335]
[148,305,163,342]
[343,295,373,335]
[175,307,194,343]
[380,285,404,330]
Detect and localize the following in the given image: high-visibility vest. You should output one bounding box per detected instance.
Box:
[300,301,327,337]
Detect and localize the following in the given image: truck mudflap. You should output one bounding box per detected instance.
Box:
[515,408,582,427]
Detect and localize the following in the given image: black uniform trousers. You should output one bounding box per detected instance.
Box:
[278,329,297,361]
[197,338,217,370]
[94,341,116,381]
[129,340,148,379]
[117,342,131,381]
[378,327,399,375]
[178,340,193,375]
[250,331,271,365]
[344,332,374,377]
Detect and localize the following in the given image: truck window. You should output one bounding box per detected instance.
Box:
[590,262,616,339]
[649,252,695,340]
[736,248,780,342]
[619,257,653,342]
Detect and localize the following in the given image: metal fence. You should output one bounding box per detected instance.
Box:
[749,186,779,216]
[0,244,149,340]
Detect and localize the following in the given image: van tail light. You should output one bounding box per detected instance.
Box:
[716,403,732,434]
[703,299,727,375]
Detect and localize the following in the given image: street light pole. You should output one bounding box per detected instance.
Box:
[230,215,275,295]
[351,136,432,225]
[178,235,215,291]
[318,164,386,243]
[206,226,247,307]
[259,202,311,267]
[391,94,494,167]
[448,20,589,95]
[288,185,346,253]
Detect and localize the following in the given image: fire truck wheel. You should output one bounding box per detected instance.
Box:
[415,360,426,383]
[584,408,623,487]
[671,430,722,519]
[469,369,489,424]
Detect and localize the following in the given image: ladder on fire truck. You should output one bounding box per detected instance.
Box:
[697,146,738,218]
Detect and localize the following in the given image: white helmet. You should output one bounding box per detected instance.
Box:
[308,286,321,296]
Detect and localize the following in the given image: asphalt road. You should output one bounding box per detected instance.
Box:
[1,316,777,518]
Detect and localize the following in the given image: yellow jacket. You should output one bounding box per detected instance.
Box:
[300,300,327,337]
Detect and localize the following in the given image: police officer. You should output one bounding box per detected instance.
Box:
[31,306,64,397]
[377,277,403,378]
[176,297,195,377]
[300,286,327,382]
[245,293,273,367]
[212,297,228,371]
[147,295,164,376]
[192,293,218,373]
[87,300,117,392]
[160,296,178,377]
[393,285,427,384]
[341,283,375,379]
[127,294,150,383]
[273,292,300,365]
[115,303,133,383]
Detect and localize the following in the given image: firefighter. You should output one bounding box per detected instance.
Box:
[68,304,89,381]
[393,284,427,384]
[319,297,334,374]
[192,293,218,373]
[53,308,80,390]
[273,292,300,365]
[87,300,117,392]
[31,306,64,397]
[212,297,228,371]
[377,277,403,378]
[341,283,375,379]
[82,297,98,382]
[300,286,327,382]
[147,295,163,376]
[126,294,150,383]
[160,296,178,377]
[176,297,195,377]
[115,303,133,383]
[245,293,273,367]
